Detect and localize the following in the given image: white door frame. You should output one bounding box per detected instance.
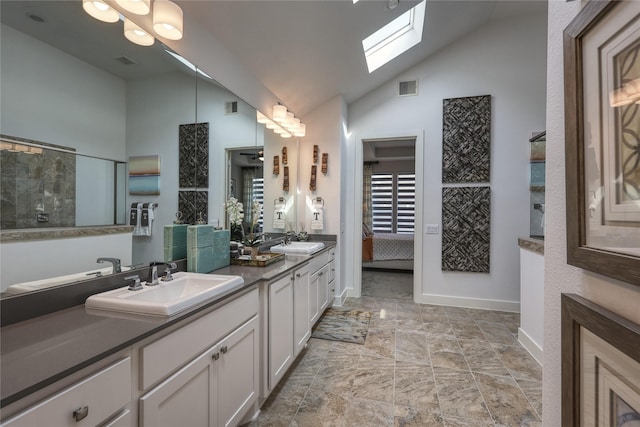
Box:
[349,130,425,301]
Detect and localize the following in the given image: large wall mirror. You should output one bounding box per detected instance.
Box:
[0,0,290,296]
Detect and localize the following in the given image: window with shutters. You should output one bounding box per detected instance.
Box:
[252,177,264,229]
[371,173,415,233]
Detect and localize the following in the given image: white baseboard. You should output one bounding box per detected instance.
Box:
[346,287,360,299]
[518,328,543,366]
[333,287,349,306]
[414,293,520,313]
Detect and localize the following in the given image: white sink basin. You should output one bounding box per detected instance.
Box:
[270,241,325,255]
[85,272,244,316]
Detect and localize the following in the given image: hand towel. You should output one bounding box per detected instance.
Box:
[311,199,324,230]
[273,200,286,229]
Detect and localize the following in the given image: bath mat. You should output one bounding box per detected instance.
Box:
[311,307,371,344]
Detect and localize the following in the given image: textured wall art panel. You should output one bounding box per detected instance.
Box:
[179,122,209,188]
[442,186,491,272]
[178,190,208,225]
[442,95,491,183]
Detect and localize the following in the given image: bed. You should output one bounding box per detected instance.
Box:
[362,233,414,270]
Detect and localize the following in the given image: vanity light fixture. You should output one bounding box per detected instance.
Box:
[124,18,155,46]
[83,0,119,23]
[153,0,183,40]
[293,123,306,138]
[256,111,270,124]
[273,104,288,123]
[116,0,151,15]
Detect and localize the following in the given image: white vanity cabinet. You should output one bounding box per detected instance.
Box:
[266,274,294,393]
[138,288,259,427]
[139,316,259,427]
[1,357,132,427]
[293,264,311,357]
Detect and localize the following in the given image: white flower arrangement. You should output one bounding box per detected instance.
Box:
[225,197,244,227]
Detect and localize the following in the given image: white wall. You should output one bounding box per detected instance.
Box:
[126,72,258,265]
[519,248,544,364]
[543,2,640,425]
[347,12,548,309]
[0,24,126,160]
[263,131,298,234]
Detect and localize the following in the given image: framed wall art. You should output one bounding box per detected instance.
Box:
[564,0,640,285]
[561,294,640,426]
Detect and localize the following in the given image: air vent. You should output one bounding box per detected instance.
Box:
[225,101,238,115]
[115,56,136,65]
[398,80,418,96]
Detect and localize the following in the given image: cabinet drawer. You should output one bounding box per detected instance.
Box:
[2,358,131,427]
[308,251,329,273]
[140,288,259,390]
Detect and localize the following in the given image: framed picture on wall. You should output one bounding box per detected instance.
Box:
[129,155,160,195]
[564,0,640,285]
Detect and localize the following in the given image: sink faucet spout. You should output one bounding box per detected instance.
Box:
[97,257,122,274]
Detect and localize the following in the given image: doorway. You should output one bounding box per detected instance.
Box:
[350,132,424,301]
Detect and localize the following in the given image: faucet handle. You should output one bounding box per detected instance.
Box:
[125,275,143,291]
[162,263,177,282]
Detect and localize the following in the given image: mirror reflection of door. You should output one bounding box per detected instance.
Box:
[226,147,264,240]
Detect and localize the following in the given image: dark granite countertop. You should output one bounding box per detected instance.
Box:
[0,243,335,408]
[518,237,544,255]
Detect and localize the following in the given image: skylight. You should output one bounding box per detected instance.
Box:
[362,0,426,73]
[164,49,213,79]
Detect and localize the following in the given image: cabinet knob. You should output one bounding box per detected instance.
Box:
[212,352,220,360]
[73,406,89,422]
[319,272,324,276]
[221,346,228,354]
[296,273,301,278]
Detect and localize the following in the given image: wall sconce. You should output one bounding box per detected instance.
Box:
[82,0,119,23]
[124,18,155,46]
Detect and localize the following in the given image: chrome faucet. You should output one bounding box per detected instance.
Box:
[125,274,143,291]
[162,262,177,282]
[97,257,122,274]
[284,231,296,245]
[149,262,161,286]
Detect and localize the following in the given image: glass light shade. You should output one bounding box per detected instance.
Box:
[265,120,278,129]
[116,0,150,15]
[273,105,287,123]
[285,112,294,127]
[83,0,119,23]
[294,123,306,137]
[256,111,269,124]
[153,0,183,40]
[281,132,292,138]
[624,78,640,101]
[289,118,301,132]
[610,88,633,107]
[124,18,155,46]
[273,127,285,134]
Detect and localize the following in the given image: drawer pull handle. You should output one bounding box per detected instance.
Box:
[221,346,228,354]
[212,352,220,361]
[73,406,89,422]
[318,272,324,276]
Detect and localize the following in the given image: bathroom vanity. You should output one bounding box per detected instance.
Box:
[0,242,337,427]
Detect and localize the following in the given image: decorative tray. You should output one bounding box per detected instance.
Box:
[230,252,285,267]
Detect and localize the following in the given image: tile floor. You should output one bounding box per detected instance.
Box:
[245,271,542,427]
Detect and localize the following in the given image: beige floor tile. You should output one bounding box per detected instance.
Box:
[361,327,395,359]
[396,331,430,364]
[448,318,486,340]
[432,367,492,422]
[292,388,349,427]
[516,378,543,418]
[474,372,540,426]
[342,397,394,426]
[458,338,511,377]
[493,343,543,382]
[394,362,439,410]
[428,334,469,371]
[394,406,445,427]
[351,365,395,403]
[477,320,520,345]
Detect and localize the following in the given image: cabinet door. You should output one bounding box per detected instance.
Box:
[268,276,294,391]
[318,264,330,314]
[293,266,311,356]
[217,316,259,427]
[309,270,320,325]
[140,347,217,427]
